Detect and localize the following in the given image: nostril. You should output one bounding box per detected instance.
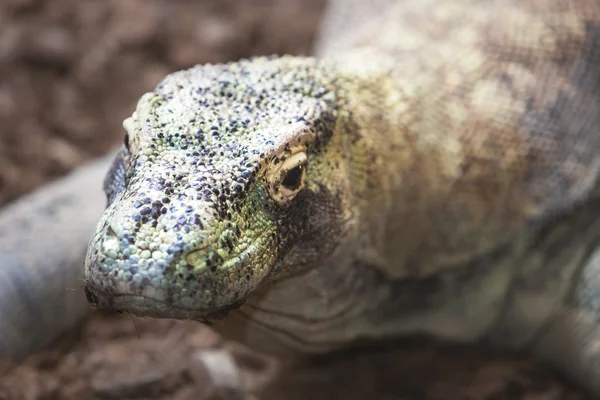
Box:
[107,225,118,239]
[102,225,122,258]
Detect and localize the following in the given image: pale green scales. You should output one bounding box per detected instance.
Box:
[2,0,600,396]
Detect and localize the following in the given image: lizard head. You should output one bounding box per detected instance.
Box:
[84,56,354,322]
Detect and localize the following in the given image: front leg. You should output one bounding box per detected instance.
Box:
[533,248,600,396]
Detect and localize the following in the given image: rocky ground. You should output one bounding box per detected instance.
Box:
[0,0,591,399]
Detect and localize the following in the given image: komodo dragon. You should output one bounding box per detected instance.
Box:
[3,0,600,396]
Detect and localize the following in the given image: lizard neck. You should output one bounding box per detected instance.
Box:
[333,57,536,281]
[213,56,521,354]
[330,63,432,279]
[213,60,434,354]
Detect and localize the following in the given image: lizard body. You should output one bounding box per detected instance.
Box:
[84,0,600,393]
[1,0,600,396]
[0,153,112,360]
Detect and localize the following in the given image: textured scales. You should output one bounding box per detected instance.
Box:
[85,57,345,320]
[84,0,600,394]
[0,154,111,360]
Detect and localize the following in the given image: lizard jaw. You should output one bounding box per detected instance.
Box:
[83,208,276,322]
[83,283,244,323]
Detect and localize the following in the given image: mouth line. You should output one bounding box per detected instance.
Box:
[87,229,275,322]
[86,288,244,323]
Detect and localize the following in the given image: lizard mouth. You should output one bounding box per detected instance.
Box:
[83,283,244,324]
[83,223,276,323]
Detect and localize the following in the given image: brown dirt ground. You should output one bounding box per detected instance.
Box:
[0,0,592,399]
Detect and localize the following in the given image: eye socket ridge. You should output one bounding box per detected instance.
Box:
[269,151,308,204]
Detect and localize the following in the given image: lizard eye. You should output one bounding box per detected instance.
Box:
[269,151,307,205]
[282,164,303,190]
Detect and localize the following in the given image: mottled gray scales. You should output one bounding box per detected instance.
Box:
[2,0,600,397]
[0,154,112,360]
[85,57,346,320]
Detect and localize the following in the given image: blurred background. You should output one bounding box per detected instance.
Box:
[0,1,591,399]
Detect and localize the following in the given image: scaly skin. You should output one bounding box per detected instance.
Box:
[0,154,111,360]
[85,0,600,394]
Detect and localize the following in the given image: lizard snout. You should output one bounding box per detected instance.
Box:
[83,199,264,321]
